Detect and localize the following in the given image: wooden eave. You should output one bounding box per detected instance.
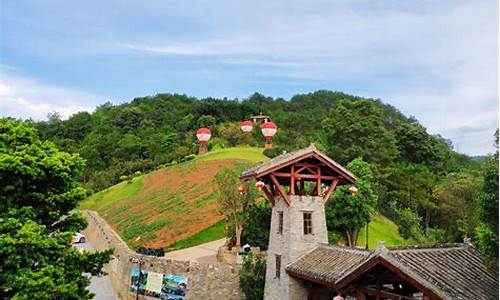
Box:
[334,255,445,300]
[240,150,356,183]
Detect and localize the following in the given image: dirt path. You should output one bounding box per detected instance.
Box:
[164,238,226,263]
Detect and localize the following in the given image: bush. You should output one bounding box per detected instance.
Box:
[240,253,266,300]
[395,207,423,241]
[242,202,271,250]
[134,171,142,177]
[180,154,196,162]
[263,146,284,158]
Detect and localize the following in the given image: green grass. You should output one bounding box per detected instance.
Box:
[357,213,407,249]
[79,176,144,210]
[166,220,226,251]
[78,147,267,249]
[195,147,268,163]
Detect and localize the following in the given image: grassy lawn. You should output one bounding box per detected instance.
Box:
[357,213,407,249]
[79,176,144,210]
[195,146,268,163]
[166,219,226,251]
[78,147,266,249]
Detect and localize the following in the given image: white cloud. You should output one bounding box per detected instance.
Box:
[0,73,102,120]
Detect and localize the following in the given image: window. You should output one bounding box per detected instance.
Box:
[275,255,281,278]
[277,211,283,234]
[303,212,312,235]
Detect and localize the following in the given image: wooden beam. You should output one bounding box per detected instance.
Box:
[317,167,321,195]
[272,172,337,180]
[323,178,339,202]
[270,174,290,206]
[356,286,414,300]
[261,186,275,206]
[290,164,295,195]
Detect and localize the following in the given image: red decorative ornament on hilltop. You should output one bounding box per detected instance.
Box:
[196,127,211,154]
[261,121,277,149]
[240,120,253,133]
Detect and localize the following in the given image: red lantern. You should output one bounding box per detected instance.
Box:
[240,120,253,133]
[261,122,277,149]
[238,185,247,194]
[347,186,358,195]
[255,180,265,190]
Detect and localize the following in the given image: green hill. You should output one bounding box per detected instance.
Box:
[79,147,268,249]
[80,146,406,251]
[357,213,406,249]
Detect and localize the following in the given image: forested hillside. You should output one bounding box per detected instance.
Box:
[33,90,495,250]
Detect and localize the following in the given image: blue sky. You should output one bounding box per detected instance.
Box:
[0,0,498,155]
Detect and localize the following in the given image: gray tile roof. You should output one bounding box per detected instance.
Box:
[240,144,357,182]
[286,243,499,300]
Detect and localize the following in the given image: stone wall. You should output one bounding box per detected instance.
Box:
[83,210,244,300]
[264,195,328,300]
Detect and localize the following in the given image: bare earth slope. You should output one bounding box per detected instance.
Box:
[79,147,268,249]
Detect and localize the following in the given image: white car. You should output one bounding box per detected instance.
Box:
[73,232,86,243]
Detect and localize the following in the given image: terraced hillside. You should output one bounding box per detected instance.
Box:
[79,147,268,249]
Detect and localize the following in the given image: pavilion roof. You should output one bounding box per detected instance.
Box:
[240,144,357,183]
[286,243,498,300]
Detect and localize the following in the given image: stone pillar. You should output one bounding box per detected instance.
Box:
[264,195,328,300]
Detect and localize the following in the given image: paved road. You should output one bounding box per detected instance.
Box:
[163,238,226,263]
[75,241,119,300]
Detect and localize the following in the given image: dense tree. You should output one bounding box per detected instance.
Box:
[322,100,399,165]
[215,168,260,248]
[433,172,481,241]
[241,200,272,250]
[239,253,266,300]
[326,158,377,246]
[0,118,112,299]
[474,131,498,267]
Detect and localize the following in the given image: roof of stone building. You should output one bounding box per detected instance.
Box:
[286,243,499,300]
[240,144,357,182]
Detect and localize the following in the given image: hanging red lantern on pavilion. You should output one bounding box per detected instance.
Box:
[196,127,211,154]
[261,121,277,149]
[255,180,265,190]
[347,186,358,195]
[240,120,253,133]
[238,185,247,194]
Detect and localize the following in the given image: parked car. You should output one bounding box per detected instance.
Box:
[73,232,86,243]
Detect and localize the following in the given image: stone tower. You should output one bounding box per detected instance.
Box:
[241,145,357,300]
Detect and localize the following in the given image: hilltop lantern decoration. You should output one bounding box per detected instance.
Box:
[240,120,253,133]
[261,121,277,149]
[196,127,211,154]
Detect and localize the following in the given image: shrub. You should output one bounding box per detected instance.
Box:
[240,253,266,300]
[263,146,284,158]
[180,154,196,162]
[242,202,271,250]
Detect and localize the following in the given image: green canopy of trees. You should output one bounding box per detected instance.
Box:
[0,119,112,299]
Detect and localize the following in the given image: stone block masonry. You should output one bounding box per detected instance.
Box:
[82,210,243,300]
